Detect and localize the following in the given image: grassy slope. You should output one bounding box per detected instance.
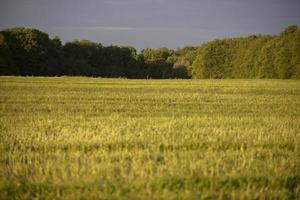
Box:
[0,77,300,199]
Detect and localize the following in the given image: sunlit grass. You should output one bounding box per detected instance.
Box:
[0,77,300,199]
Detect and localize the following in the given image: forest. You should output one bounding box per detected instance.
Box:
[0,25,299,79]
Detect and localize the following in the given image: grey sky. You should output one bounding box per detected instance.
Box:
[0,0,299,50]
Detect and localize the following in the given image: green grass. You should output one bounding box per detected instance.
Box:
[0,77,300,199]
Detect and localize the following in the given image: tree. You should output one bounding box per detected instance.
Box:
[1,27,61,75]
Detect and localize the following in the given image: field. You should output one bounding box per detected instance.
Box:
[0,77,300,199]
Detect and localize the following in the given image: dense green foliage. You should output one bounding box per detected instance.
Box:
[0,28,192,78]
[0,33,18,75]
[192,25,300,79]
[0,25,299,78]
[1,77,300,199]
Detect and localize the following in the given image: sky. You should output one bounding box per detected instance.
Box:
[0,0,300,50]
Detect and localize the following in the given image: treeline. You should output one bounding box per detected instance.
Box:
[0,27,195,78]
[0,26,299,78]
[192,25,300,79]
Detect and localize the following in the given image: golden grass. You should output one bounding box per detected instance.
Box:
[0,77,300,199]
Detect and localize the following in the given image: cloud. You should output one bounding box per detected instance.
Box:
[50,25,249,35]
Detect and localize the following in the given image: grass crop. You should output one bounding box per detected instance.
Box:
[0,77,300,199]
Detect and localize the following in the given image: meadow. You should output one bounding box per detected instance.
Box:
[0,77,300,199]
